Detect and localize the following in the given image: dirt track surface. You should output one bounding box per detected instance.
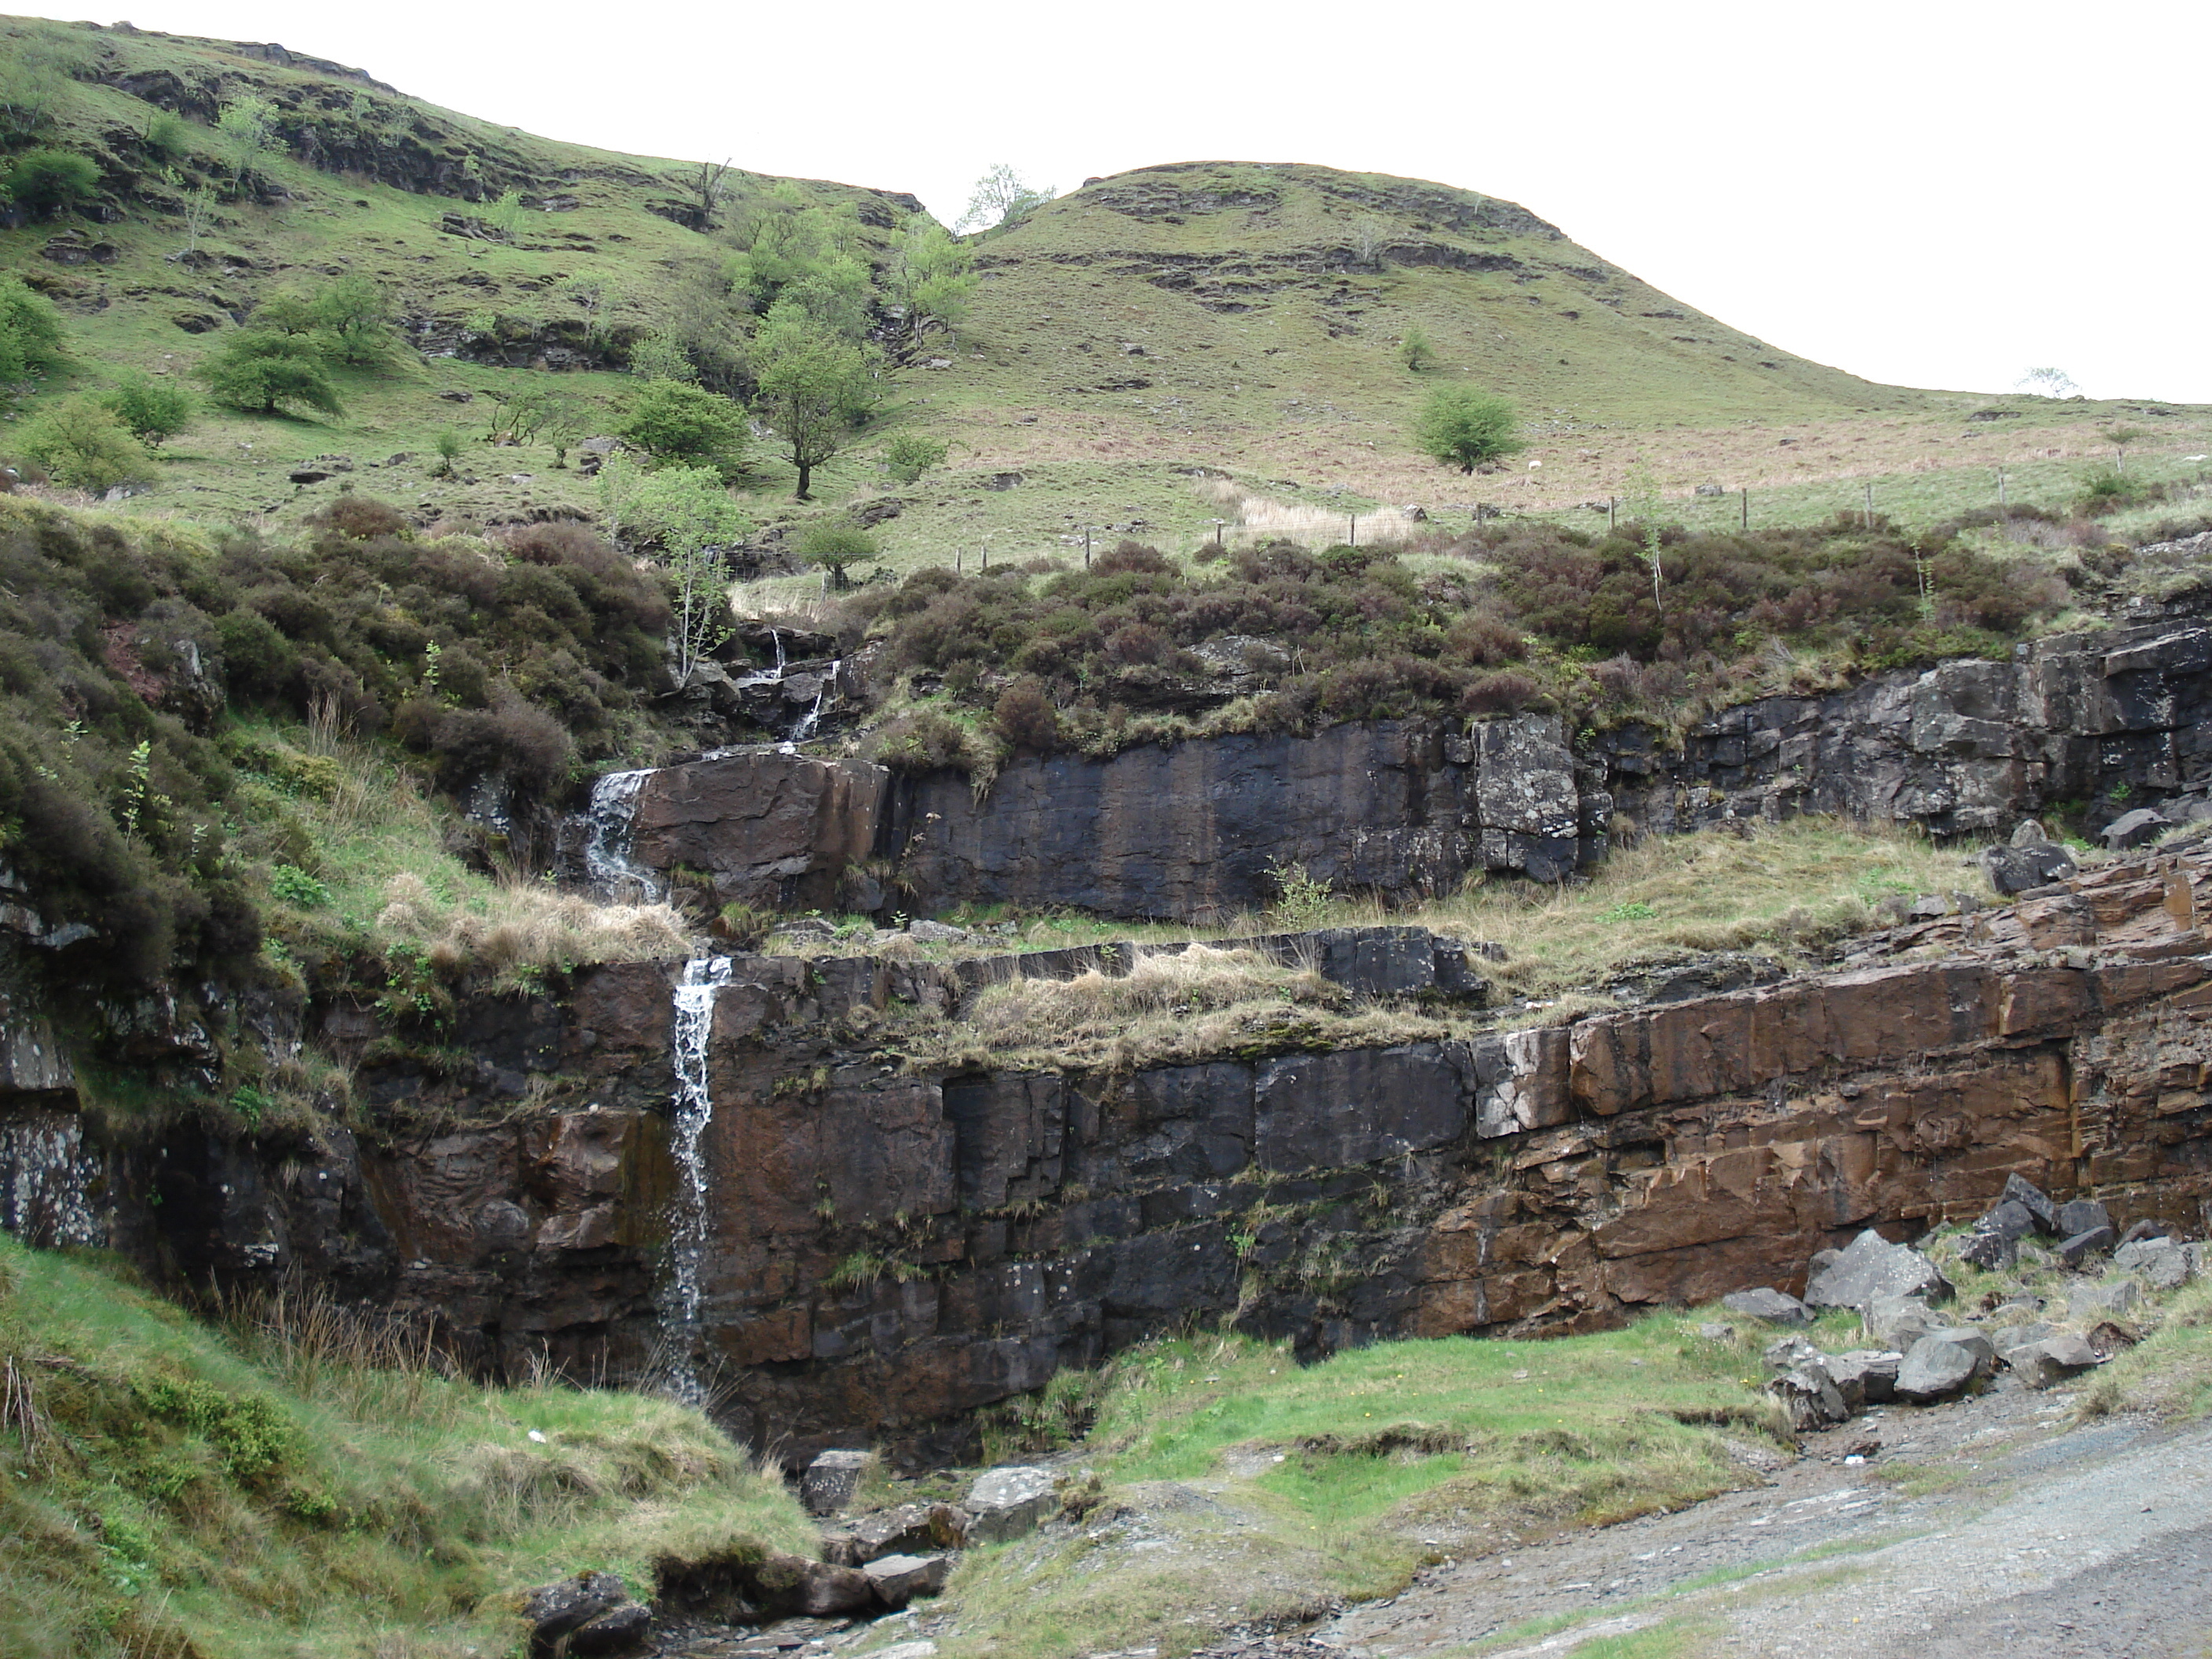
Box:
[1316,1383,2212,1658]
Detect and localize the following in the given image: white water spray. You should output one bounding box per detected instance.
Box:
[582,769,661,903]
[661,955,731,1403]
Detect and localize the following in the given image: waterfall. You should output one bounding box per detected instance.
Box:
[789,661,839,743]
[731,627,786,690]
[582,769,661,903]
[661,955,731,1404]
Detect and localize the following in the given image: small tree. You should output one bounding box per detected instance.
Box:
[1399,324,1435,372]
[486,189,524,239]
[195,330,343,416]
[19,397,155,493]
[1350,214,1386,267]
[750,298,878,500]
[0,274,68,382]
[883,430,949,482]
[794,520,881,591]
[1412,385,1523,473]
[891,214,978,348]
[957,163,1053,234]
[179,182,217,254]
[2100,424,2150,470]
[432,427,463,477]
[0,34,77,139]
[617,379,749,479]
[686,157,734,228]
[306,273,395,367]
[104,373,194,445]
[2016,366,2079,399]
[598,460,749,686]
[3,148,101,219]
[214,95,281,184]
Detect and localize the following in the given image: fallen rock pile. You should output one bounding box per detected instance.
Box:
[1726,1177,2202,1434]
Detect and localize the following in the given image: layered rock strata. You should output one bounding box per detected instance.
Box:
[599,600,2212,925]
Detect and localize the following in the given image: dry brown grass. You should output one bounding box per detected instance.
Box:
[894,943,1448,1072]
[375,872,693,984]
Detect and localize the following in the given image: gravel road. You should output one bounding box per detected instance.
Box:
[1317,1383,2212,1659]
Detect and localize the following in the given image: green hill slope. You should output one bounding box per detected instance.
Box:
[1,13,2205,573]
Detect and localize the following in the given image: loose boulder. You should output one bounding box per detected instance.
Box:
[1998,1174,2059,1234]
[801,1448,873,1516]
[1826,1350,1903,1410]
[2054,1198,2112,1238]
[1767,1363,1848,1431]
[2010,1333,2100,1390]
[2102,808,2170,850]
[965,1465,1057,1544]
[2070,1278,2144,1320]
[862,1552,954,1606]
[1982,841,2077,895]
[2114,1236,2193,1291]
[749,1551,877,1617]
[1865,1295,1939,1350]
[1803,1229,1951,1310]
[828,1500,968,1566]
[570,1602,652,1655]
[521,1573,638,1657]
[1721,1287,1814,1326]
[2058,1226,2116,1268]
[1895,1329,1995,1403]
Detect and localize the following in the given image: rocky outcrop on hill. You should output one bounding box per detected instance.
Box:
[600,601,2212,925]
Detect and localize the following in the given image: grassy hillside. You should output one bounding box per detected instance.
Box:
[0,1231,815,1659]
[2,13,2205,586]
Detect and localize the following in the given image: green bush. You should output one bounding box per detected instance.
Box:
[0,273,66,383]
[194,329,343,416]
[616,379,749,478]
[793,519,879,589]
[883,430,949,482]
[103,373,194,446]
[2,147,100,218]
[268,864,331,907]
[16,397,156,493]
[1412,384,1522,473]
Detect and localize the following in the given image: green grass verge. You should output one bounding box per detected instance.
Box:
[0,1233,814,1658]
[906,1315,1785,1659]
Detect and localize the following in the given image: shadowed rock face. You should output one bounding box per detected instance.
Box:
[601,602,2212,926]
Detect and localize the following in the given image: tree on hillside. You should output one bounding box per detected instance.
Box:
[750,299,879,500]
[3,148,101,219]
[957,163,1053,234]
[686,157,735,229]
[215,95,282,184]
[19,397,154,493]
[1399,324,1435,372]
[2016,366,2078,399]
[1412,385,1523,473]
[724,183,864,313]
[0,33,79,139]
[890,214,978,349]
[617,379,749,479]
[195,330,343,416]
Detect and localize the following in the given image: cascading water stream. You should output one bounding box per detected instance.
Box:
[661,954,731,1404]
[581,768,661,903]
[788,661,839,743]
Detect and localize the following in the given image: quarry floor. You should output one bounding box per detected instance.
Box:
[1312,1384,2212,1658]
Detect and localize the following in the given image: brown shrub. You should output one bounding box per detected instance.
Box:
[993,678,1060,753]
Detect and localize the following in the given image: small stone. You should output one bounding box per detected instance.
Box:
[2010,818,2052,846]
[522,1573,632,1648]
[1979,1198,2039,1242]
[1763,1334,1824,1375]
[2115,1236,2192,1291]
[1720,1287,1814,1326]
[2116,1218,2171,1247]
[1694,1322,1736,1342]
[906,919,969,944]
[1959,1229,2017,1271]
[2058,1225,2116,1267]
[1982,841,2078,895]
[288,468,333,484]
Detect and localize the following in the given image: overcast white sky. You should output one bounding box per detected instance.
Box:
[53,0,2210,403]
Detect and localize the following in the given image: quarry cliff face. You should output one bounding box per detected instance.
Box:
[3,601,2210,1465]
[9,833,2208,1466]
[607,608,2212,924]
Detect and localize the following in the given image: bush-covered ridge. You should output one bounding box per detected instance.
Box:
[0,493,673,988]
[850,509,2084,764]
